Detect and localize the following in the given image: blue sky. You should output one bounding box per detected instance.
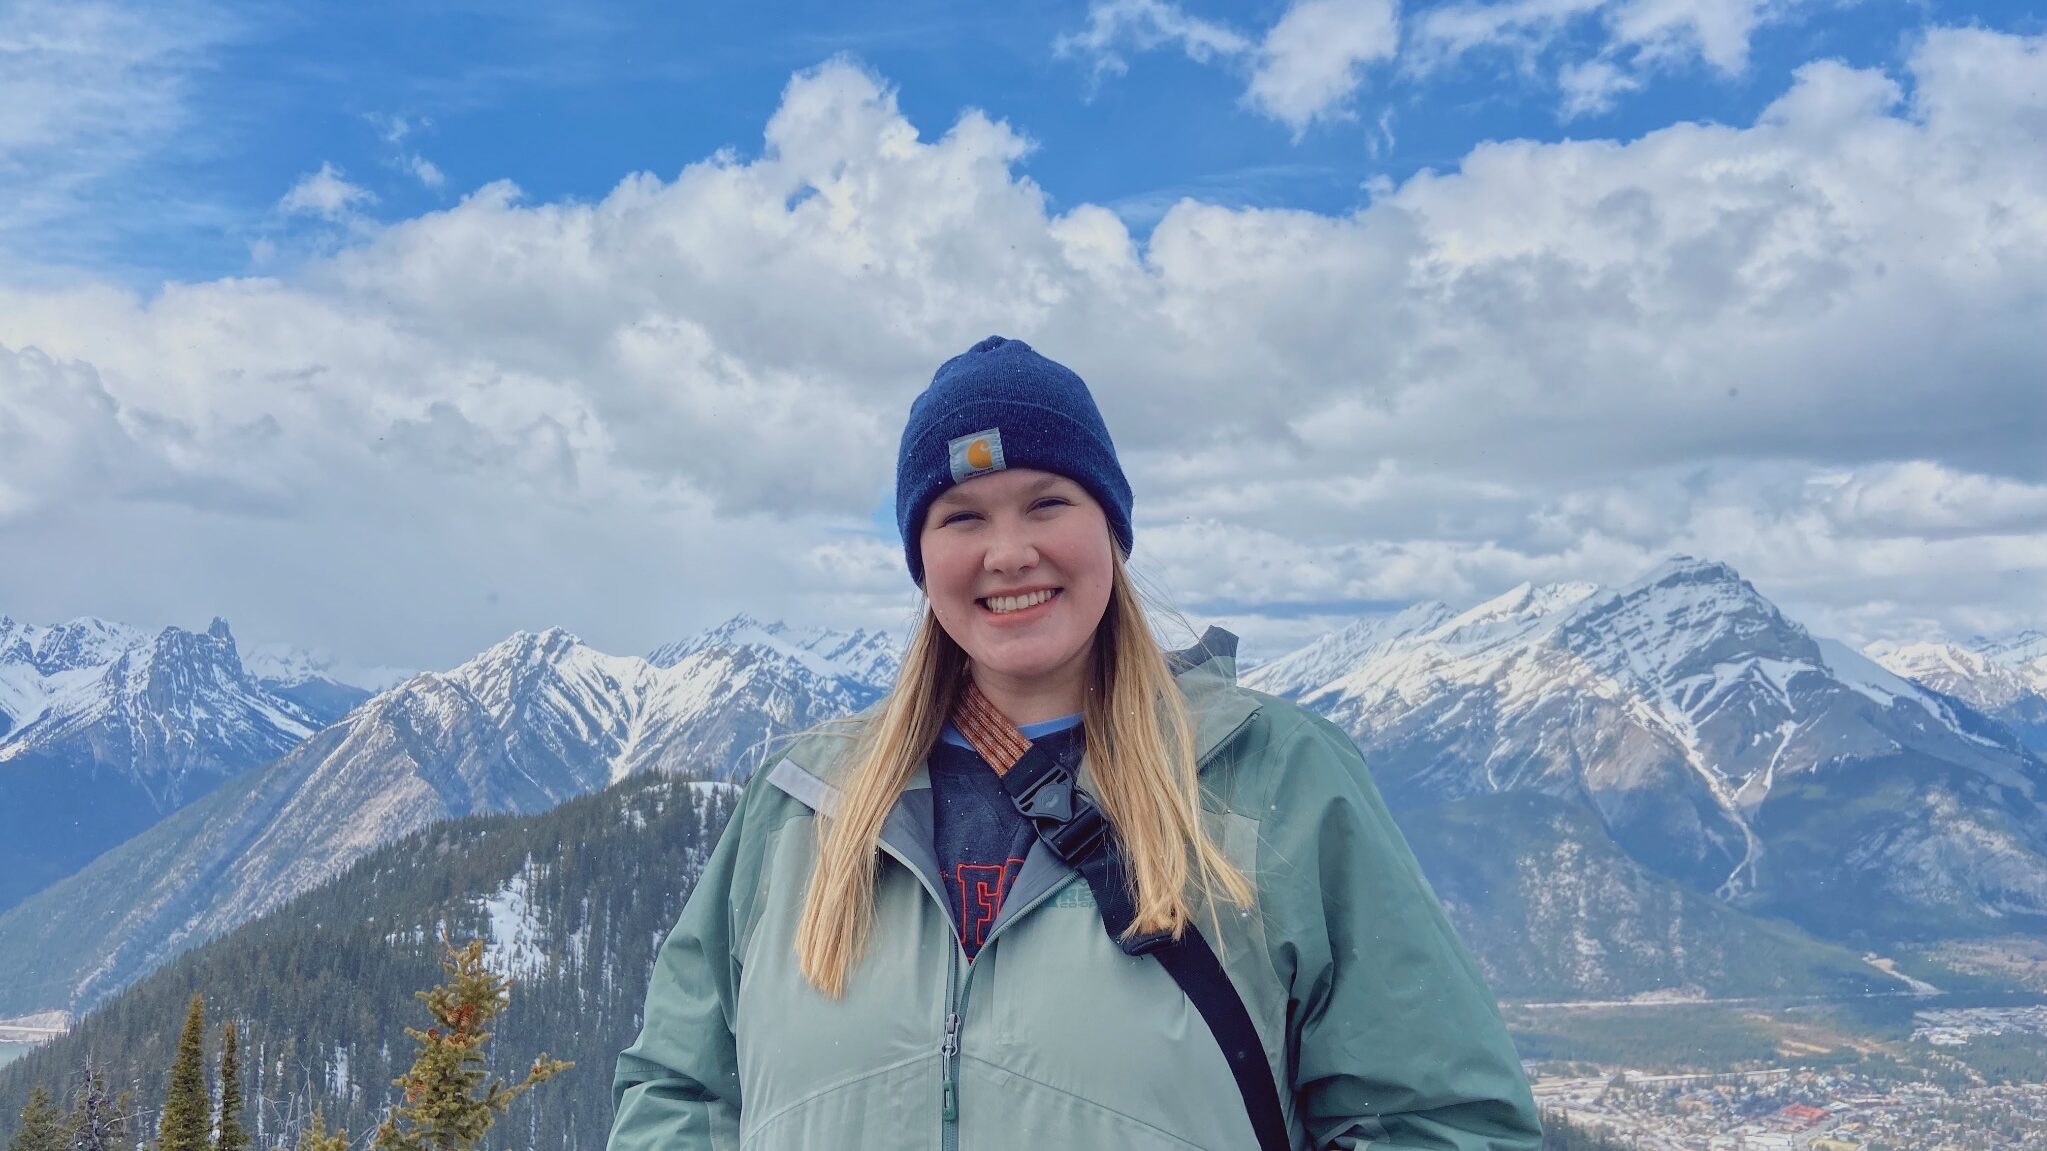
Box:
[34,0,2035,282]
[3,0,2046,669]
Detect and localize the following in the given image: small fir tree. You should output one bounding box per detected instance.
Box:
[294,1110,349,1151]
[65,1063,130,1151]
[372,938,570,1151]
[215,1020,247,1151]
[8,1086,70,1151]
[159,993,211,1151]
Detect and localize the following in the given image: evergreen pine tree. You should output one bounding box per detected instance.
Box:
[8,1086,69,1151]
[65,1063,129,1151]
[214,1021,246,1151]
[372,938,570,1151]
[158,993,211,1151]
[294,1110,348,1151]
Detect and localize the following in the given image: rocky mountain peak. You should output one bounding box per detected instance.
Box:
[1433,581,1599,649]
[646,613,901,689]
[30,617,147,675]
[646,612,780,668]
[1565,556,1813,688]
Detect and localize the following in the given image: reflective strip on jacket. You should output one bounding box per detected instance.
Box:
[610,631,1543,1150]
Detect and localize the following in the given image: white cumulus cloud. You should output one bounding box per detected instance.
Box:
[1246,0,1402,134]
[1053,0,1251,80]
[1059,0,1400,133]
[1414,0,1811,116]
[279,162,376,221]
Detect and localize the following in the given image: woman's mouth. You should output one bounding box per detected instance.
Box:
[978,588,1062,616]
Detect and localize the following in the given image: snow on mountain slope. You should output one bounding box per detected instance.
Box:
[1245,555,2047,937]
[647,613,899,684]
[0,615,895,1015]
[0,616,149,734]
[0,615,350,914]
[0,619,316,801]
[1870,632,2047,757]
[0,655,41,741]
[11,617,149,676]
[1870,642,2039,710]
[629,619,898,781]
[1237,601,1458,703]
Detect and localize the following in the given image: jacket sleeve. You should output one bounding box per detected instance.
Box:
[608,775,764,1151]
[1258,715,1543,1150]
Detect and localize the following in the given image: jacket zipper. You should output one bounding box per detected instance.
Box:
[941,952,961,1134]
[939,870,1089,1150]
[888,705,1262,1150]
[872,839,970,1151]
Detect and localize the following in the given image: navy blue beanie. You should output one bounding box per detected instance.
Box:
[896,336,1133,586]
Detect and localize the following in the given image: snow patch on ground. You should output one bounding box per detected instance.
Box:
[328,1044,350,1099]
[1817,638,1943,720]
[482,861,549,982]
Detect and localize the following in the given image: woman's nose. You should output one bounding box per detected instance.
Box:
[982,521,1039,572]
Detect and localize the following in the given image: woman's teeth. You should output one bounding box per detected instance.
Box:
[985,589,1058,614]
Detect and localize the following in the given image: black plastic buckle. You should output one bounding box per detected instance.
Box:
[1012,766,1109,863]
[1119,928,1175,957]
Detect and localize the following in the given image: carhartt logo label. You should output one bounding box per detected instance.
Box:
[948,428,1006,482]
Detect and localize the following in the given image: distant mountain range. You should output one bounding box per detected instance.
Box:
[0,617,355,913]
[1869,632,2047,754]
[2,562,2044,1028]
[0,615,897,1017]
[1242,557,2047,947]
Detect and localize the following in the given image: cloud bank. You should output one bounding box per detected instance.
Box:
[1,28,2043,665]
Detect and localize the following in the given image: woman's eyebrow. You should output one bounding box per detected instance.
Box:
[933,476,1067,510]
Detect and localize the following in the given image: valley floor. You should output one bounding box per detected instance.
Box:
[1513,992,2047,1149]
[1536,1068,2047,1149]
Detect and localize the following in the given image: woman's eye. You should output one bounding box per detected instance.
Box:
[941,499,1062,526]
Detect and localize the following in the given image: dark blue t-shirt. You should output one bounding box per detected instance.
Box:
[928,713,1083,960]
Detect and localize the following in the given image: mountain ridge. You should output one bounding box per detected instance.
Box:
[0,616,348,914]
[0,614,899,1017]
[1243,555,2047,942]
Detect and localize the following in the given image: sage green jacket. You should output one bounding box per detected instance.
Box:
[611,632,1541,1150]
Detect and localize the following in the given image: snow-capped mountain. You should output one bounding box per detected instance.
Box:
[1245,556,2047,943]
[641,614,901,778]
[647,612,900,683]
[0,619,318,797]
[0,617,334,914]
[0,616,148,737]
[1870,636,2047,754]
[0,615,900,1016]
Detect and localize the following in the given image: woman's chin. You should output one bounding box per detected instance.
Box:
[967,637,1086,685]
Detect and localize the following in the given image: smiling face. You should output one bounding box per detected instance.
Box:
[918,467,1115,723]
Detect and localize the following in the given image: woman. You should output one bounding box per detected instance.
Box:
[610,336,1543,1150]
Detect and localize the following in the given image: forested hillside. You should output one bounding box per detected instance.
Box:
[0,774,738,1149]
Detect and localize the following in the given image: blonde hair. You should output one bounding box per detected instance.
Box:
[794,548,1255,997]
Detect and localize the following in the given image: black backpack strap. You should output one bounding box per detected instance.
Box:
[1001,743,1291,1151]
